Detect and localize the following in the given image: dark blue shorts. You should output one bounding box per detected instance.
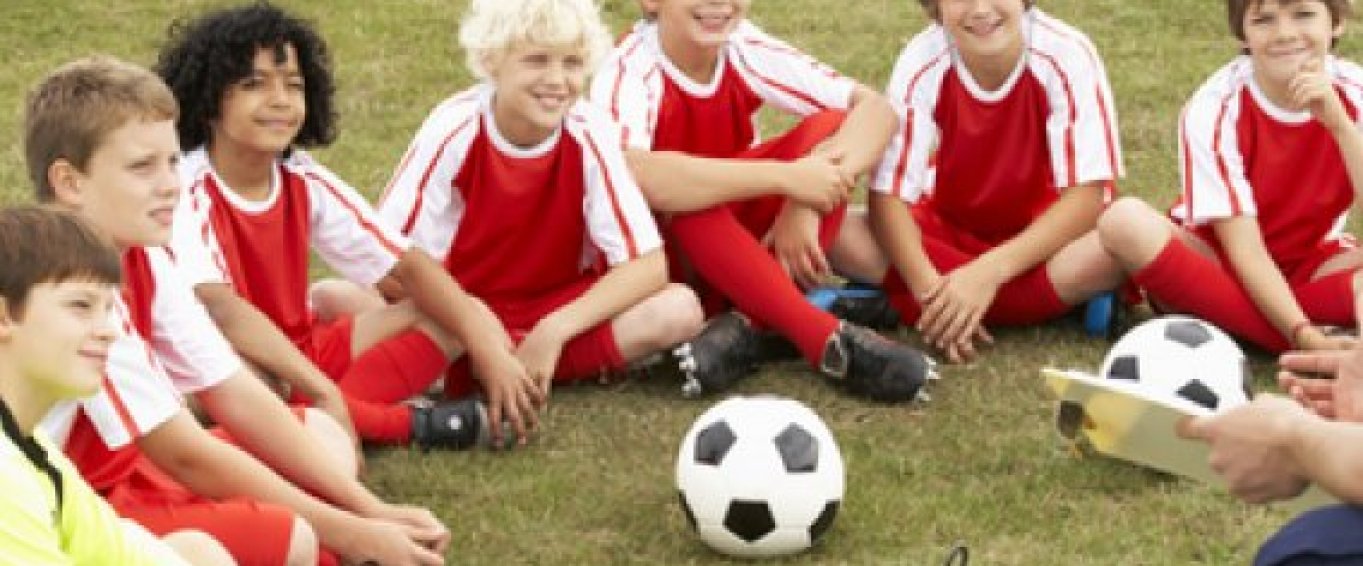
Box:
[1257,505,1363,566]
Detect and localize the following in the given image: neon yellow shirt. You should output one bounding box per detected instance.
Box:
[0,431,174,565]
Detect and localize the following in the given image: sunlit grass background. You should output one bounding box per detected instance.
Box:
[2,0,1355,563]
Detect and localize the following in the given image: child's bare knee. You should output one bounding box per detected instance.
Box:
[1097,197,1156,252]
[285,518,319,566]
[650,284,705,346]
[302,408,358,477]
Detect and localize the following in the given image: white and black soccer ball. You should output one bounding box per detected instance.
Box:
[1099,316,1251,412]
[675,396,843,558]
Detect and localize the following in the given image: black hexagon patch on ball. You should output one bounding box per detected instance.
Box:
[774,423,818,474]
[694,421,737,466]
[724,500,776,543]
[1165,320,1212,348]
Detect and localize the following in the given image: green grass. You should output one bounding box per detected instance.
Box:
[1,0,1356,563]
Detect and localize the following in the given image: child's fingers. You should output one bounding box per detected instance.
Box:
[975,324,994,344]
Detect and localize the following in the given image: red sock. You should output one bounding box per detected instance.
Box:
[986,265,1068,325]
[1133,237,1289,352]
[555,322,626,380]
[337,329,448,443]
[1295,269,1357,327]
[668,206,839,366]
[343,398,413,444]
[339,329,448,402]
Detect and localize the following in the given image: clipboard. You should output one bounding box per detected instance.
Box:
[1042,367,1337,511]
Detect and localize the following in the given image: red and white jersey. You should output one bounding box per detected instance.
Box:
[377,84,660,304]
[172,148,412,343]
[872,8,1122,244]
[590,19,857,154]
[39,248,190,492]
[1171,55,1363,268]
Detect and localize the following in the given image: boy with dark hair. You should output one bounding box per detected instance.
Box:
[28,55,446,565]
[0,207,229,565]
[160,1,541,448]
[866,0,1125,363]
[1097,0,1360,353]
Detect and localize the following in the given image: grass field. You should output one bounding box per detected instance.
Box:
[2,0,1358,563]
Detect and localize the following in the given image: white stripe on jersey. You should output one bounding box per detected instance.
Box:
[1174,55,1363,226]
[871,8,1122,202]
[174,147,411,289]
[590,19,856,151]
[376,90,481,258]
[141,247,241,394]
[379,83,661,267]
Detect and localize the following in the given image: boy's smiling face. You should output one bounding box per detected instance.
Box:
[486,42,588,147]
[54,118,181,249]
[937,0,1027,68]
[644,0,750,51]
[1242,0,1343,89]
[212,44,307,157]
[1,280,116,401]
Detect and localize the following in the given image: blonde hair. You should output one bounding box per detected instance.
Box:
[458,0,611,80]
[24,56,178,202]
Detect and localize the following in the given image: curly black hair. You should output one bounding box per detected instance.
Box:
[155,1,337,151]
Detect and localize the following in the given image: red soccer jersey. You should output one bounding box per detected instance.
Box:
[1172,56,1363,270]
[872,8,1123,245]
[173,149,411,344]
[592,19,856,154]
[378,84,660,314]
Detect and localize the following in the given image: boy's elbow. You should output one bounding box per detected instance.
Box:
[850,86,893,116]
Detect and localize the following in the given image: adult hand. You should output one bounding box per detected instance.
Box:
[1279,346,1363,422]
[1177,395,1311,504]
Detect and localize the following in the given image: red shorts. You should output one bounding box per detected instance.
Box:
[296,315,356,381]
[106,459,305,566]
[107,407,337,565]
[1190,227,1355,286]
[444,277,623,398]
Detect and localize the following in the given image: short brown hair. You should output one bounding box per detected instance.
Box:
[1227,0,1353,43]
[0,207,121,315]
[917,0,1036,20]
[23,56,178,203]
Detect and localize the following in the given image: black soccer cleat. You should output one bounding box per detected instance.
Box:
[828,291,901,331]
[821,323,932,403]
[410,398,487,451]
[675,312,763,398]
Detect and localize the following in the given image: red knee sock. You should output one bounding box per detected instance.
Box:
[1133,238,1289,352]
[337,329,449,443]
[1295,269,1357,327]
[986,266,1069,325]
[668,207,839,366]
[342,399,413,444]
